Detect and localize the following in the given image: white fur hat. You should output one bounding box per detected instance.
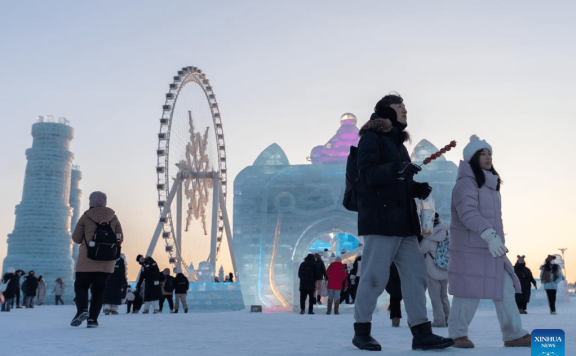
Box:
[6,267,15,274]
[463,135,492,162]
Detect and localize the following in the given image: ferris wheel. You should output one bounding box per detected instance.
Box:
[145,66,236,279]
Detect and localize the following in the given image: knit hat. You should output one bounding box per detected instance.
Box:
[463,135,492,163]
[136,254,143,262]
[6,267,15,274]
[545,255,556,263]
[370,107,397,122]
[335,256,342,263]
[517,255,526,264]
[89,191,107,207]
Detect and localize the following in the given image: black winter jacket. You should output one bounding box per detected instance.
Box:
[1,273,18,299]
[103,257,127,305]
[298,254,320,292]
[136,257,165,302]
[174,273,190,294]
[356,120,426,238]
[315,259,327,280]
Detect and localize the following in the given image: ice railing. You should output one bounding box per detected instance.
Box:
[36,115,70,125]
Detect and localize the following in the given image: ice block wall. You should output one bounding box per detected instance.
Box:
[233,115,458,310]
[2,116,76,303]
[70,166,82,262]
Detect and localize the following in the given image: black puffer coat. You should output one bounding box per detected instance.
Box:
[315,258,327,280]
[514,263,537,304]
[174,273,190,294]
[356,119,426,238]
[23,274,38,297]
[298,254,320,292]
[136,257,165,302]
[1,273,18,299]
[103,257,127,305]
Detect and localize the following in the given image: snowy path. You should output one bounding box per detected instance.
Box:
[1,301,572,355]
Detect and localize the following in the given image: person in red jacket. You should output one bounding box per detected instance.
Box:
[326,256,349,315]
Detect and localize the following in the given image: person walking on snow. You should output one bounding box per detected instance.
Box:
[173,268,189,313]
[70,191,124,328]
[52,278,66,305]
[314,253,327,305]
[102,255,127,315]
[325,256,348,315]
[514,255,537,314]
[159,268,175,313]
[1,268,18,312]
[540,254,564,315]
[36,276,46,306]
[447,135,530,348]
[298,254,320,314]
[351,93,453,351]
[136,254,164,314]
[419,212,450,327]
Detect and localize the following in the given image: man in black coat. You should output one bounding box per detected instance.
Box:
[352,93,453,351]
[298,254,319,315]
[136,255,164,314]
[173,268,190,313]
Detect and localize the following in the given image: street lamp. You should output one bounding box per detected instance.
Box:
[559,248,567,283]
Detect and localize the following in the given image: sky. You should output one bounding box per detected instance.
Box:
[1,0,576,281]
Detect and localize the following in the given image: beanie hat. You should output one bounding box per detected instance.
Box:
[89,191,107,207]
[335,256,342,263]
[517,255,525,264]
[7,267,15,274]
[136,254,143,262]
[463,135,492,163]
[545,255,556,263]
[372,106,397,123]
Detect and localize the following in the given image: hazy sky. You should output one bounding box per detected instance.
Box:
[1,1,575,281]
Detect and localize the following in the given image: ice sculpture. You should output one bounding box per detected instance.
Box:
[2,116,78,303]
[70,166,82,262]
[234,114,459,310]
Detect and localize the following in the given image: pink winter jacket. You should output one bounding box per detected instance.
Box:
[448,161,520,300]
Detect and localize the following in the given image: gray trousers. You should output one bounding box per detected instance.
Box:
[427,276,450,326]
[354,235,428,326]
[175,294,188,310]
[448,272,528,342]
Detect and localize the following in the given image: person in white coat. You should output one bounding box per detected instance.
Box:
[419,213,450,327]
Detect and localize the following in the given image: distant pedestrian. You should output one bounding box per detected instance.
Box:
[173,268,189,313]
[36,276,47,306]
[52,278,66,305]
[419,213,450,327]
[136,255,164,314]
[102,256,127,315]
[23,270,38,308]
[314,253,327,305]
[540,255,564,315]
[70,191,124,328]
[385,263,403,327]
[514,255,537,314]
[125,285,135,313]
[228,272,234,283]
[1,268,18,312]
[159,268,175,313]
[325,256,348,315]
[350,254,361,303]
[12,269,24,309]
[298,254,320,314]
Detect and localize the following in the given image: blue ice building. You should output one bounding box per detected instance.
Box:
[233,114,457,309]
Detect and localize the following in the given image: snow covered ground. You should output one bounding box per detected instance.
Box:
[1,300,572,355]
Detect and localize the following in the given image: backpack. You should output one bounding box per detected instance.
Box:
[343,146,359,212]
[163,276,175,293]
[432,231,450,270]
[83,214,121,261]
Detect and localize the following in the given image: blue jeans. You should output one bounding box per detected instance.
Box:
[1,298,12,311]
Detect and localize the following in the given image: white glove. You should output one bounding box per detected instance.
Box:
[480,228,509,257]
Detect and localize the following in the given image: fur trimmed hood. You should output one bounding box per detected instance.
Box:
[359,118,393,137]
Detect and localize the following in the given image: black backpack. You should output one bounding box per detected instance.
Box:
[83,214,121,261]
[343,146,359,212]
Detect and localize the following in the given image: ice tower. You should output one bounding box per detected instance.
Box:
[233,114,459,310]
[70,165,82,262]
[2,116,77,303]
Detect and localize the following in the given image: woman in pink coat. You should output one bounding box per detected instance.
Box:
[447,135,530,348]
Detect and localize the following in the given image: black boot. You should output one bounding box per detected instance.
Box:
[352,322,382,351]
[410,321,454,350]
[316,295,322,305]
